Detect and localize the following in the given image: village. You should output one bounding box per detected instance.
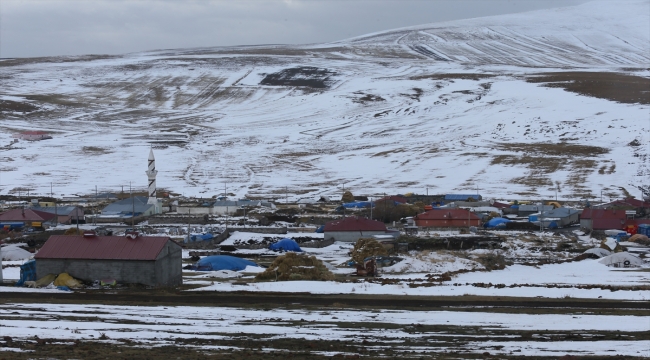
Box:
[2,149,650,358]
[1,148,649,289]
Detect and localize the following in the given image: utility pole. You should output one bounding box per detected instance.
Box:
[370,197,373,220]
[130,182,134,229]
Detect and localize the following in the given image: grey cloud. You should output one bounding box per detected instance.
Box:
[1,0,590,58]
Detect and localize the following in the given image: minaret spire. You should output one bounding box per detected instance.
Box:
[146,147,158,204]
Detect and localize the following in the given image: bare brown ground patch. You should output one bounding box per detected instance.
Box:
[527,72,650,104]
[495,142,609,157]
[411,73,496,81]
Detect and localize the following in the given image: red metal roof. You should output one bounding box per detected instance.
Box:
[324,217,387,232]
[579,208,627,220]
[609,197,650,208]
[491,201,511,209]
[0,208,56,222]
[414,209,481,221]
[35,235,176,261]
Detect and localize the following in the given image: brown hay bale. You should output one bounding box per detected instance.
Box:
[64,228,82,235]
[255,252,334,282]
[629,234,649,243]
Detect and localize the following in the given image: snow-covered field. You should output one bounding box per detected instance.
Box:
[0,0,648,202]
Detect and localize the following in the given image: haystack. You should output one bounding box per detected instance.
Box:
[255,252,334,281]
[350,238,388,264]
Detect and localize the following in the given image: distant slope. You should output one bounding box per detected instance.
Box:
[0,0,647,202]
[337,0,650,67]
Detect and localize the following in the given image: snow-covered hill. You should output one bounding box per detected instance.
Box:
[0,0,648,202]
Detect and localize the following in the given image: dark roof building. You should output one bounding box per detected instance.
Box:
[414,209,480,227]
[323,217,390,242]
[35,234,182,287]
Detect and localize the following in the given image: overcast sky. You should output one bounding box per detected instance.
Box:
[1,0,590,58]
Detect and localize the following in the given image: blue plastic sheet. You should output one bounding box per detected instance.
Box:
[15,260,36,287]
[195,255,259,271]
[269,238,302,252]
[483,218,511,228]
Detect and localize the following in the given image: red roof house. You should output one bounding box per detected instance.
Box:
[579,209,627,231]
[414,209,481,227]
[0,208,56,226]
[323,217,389,242]
[35,234,182,287]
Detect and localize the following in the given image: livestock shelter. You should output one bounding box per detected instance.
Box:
[323,217,391,242]
[414,209,481,227]
[35,233,182,287]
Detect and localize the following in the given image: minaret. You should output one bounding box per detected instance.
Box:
[146,148,158,206]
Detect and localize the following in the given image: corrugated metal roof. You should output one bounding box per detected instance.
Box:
[324,217,387,232]
[102,196,153,215]
[540,207,580,218]
[0,208,57,222]
[415,209,481,221]
[579,209,627,220]
[35,235,176,260]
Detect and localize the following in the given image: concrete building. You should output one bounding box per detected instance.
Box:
[176,199,276,216]
[323,216,390,242]
[100,196,158,218]
[35,233,182,287]
[414,209,481,227]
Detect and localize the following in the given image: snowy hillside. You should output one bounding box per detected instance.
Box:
[0,0,648,202]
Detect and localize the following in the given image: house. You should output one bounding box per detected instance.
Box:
[579,209,627,231]
[100,196,157,219]
[177,199,275,216]
[444,194,482,201]
[30,205,84,225]
[0,208,56,227]
[35,233,182,287]
[531,207,580,228]
[323,216,391,242]
[517,204,554,217]
[413,209,481,227]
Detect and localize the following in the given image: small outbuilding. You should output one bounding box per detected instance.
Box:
[35,233,182,287]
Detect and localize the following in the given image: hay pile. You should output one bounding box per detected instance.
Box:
[350,238,388,264]
[255,252,335,281]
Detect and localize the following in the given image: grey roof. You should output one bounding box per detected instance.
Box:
[540,207,580,218]
[213,200,259,207]
[102,196,153,215]
[519,204,554,212]
[31,206,80,216]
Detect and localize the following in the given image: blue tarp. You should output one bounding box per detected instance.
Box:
[269,238,303,252]
[342,201,374,209]
[15,260,36,287]
[190,233,214,242]
[484,218,511,228]
[315,225,324,233]
[195,255,259,271]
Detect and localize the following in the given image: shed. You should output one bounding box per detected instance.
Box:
[414,209,481,227]
[35,234,182,287]
[536,207,580,228]
[323,217,390,242]
[579,209,626,231]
